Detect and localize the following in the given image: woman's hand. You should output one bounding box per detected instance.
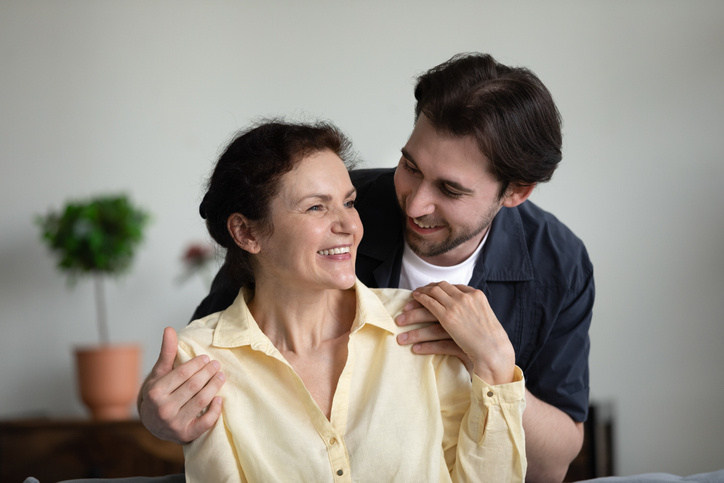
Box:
[398,282,516,385]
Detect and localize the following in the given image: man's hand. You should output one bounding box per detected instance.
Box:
[396,287,471,371]
[396,283,584,482]
[396,282,515,385]
[137,327,225,444]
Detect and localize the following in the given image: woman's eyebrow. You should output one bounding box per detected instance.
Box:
[299,188,357,203]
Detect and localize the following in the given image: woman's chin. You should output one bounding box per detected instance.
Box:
[326,272,357,291]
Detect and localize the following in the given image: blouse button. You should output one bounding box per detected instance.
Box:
[337,469,344,476]
[487,391,494,397]
[329,438,337,445]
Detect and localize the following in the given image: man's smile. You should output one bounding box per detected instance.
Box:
[408,216,445,234]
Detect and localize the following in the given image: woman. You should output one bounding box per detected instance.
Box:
[177,120,526,482]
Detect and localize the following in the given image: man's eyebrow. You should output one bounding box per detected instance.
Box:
[400,148,474,194]
[440,176,475,194]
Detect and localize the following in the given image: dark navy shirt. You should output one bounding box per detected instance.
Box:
[193,168,594,422]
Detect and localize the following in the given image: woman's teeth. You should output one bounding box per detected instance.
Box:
[317,247,351,256]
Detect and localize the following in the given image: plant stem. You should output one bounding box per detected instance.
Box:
[93,274,110,345]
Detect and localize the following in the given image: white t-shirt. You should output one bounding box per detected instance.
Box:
[398,230,489,291]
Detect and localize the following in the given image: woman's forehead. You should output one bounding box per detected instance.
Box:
[278,151,353,200]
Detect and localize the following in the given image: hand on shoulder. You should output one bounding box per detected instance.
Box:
[138,327,225,444]
[397,282,516,385]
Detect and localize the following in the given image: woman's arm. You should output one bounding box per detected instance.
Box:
[437,355,527,483]
[410,282,526,482]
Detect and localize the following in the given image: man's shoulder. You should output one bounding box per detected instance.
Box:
[509,200,593,285]
[350,167,396,199]
[516,201,586,246]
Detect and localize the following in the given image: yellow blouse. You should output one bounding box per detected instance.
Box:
[177,280,526,482]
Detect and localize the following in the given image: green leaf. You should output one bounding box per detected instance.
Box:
[35,194,150,279]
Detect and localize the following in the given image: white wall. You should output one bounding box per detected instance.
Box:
[1,0,723,477]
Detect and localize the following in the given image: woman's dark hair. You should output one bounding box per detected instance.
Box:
[414,53,563,198]
[200,119,354,288]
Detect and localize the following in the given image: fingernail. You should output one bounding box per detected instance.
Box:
[398,332,408,343]
[413,344,421,352]
[212,360,221,370]
[215,397,222,405]
[202,355,210,363]
[217,372,225,382]
[396,313,406,324]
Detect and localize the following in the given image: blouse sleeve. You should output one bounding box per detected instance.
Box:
[177,343,247,483]
[437,356,527,483]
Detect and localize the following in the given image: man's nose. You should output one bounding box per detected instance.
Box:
[405,183,435,218]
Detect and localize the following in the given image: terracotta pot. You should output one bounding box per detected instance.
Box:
[75,344,141,420]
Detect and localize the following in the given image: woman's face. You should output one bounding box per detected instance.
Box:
[253,150,362,292]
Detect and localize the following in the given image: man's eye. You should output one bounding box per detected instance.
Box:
[402,161,419,174]
[441,186,463,198]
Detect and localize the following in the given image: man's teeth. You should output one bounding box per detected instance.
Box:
[317,247,351,256]
[413,218,438,229]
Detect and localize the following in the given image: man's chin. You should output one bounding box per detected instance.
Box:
[404,230,449,259]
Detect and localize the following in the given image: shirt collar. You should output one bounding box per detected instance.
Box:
[211,279,397,349]
[479,204,534,282]
[351,279,398,334]
[212,288,260,349]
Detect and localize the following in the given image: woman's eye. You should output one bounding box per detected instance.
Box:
[307,205,323,212]
[344,199,356,208]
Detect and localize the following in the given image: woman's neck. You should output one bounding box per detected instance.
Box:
[247,280,356,355]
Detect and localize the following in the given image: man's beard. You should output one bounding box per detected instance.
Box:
[400,199,499,259]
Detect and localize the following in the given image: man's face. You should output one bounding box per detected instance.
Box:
[393,114,506,267]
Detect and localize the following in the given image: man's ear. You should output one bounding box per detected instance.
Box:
[227,213,261,254]
[501,183,536,208]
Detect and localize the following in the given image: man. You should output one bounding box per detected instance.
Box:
[139,53,594,482]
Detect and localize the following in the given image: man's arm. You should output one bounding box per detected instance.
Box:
[137,327,225,444]
[523,389,584,482]
[396,290,584,483]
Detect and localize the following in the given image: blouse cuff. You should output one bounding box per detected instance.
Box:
[472,366,525,404]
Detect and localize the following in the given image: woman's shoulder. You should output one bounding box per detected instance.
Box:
[368,287,413,316]
[178,312,223,348]
[362,286,435,337]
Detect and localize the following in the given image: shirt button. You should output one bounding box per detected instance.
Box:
[329,438,337,445]
[487,391,494,397]
[337,469,344,476]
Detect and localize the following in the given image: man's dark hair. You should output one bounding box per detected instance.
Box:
[414,53,563,197]
[200,119,354,288]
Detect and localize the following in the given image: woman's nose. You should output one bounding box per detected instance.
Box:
[333,207,360,235]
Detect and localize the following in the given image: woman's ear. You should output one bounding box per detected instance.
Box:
[502,183,536,208]
[227,213,261,254]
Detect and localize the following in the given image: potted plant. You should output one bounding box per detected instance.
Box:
[37,194,150,420]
